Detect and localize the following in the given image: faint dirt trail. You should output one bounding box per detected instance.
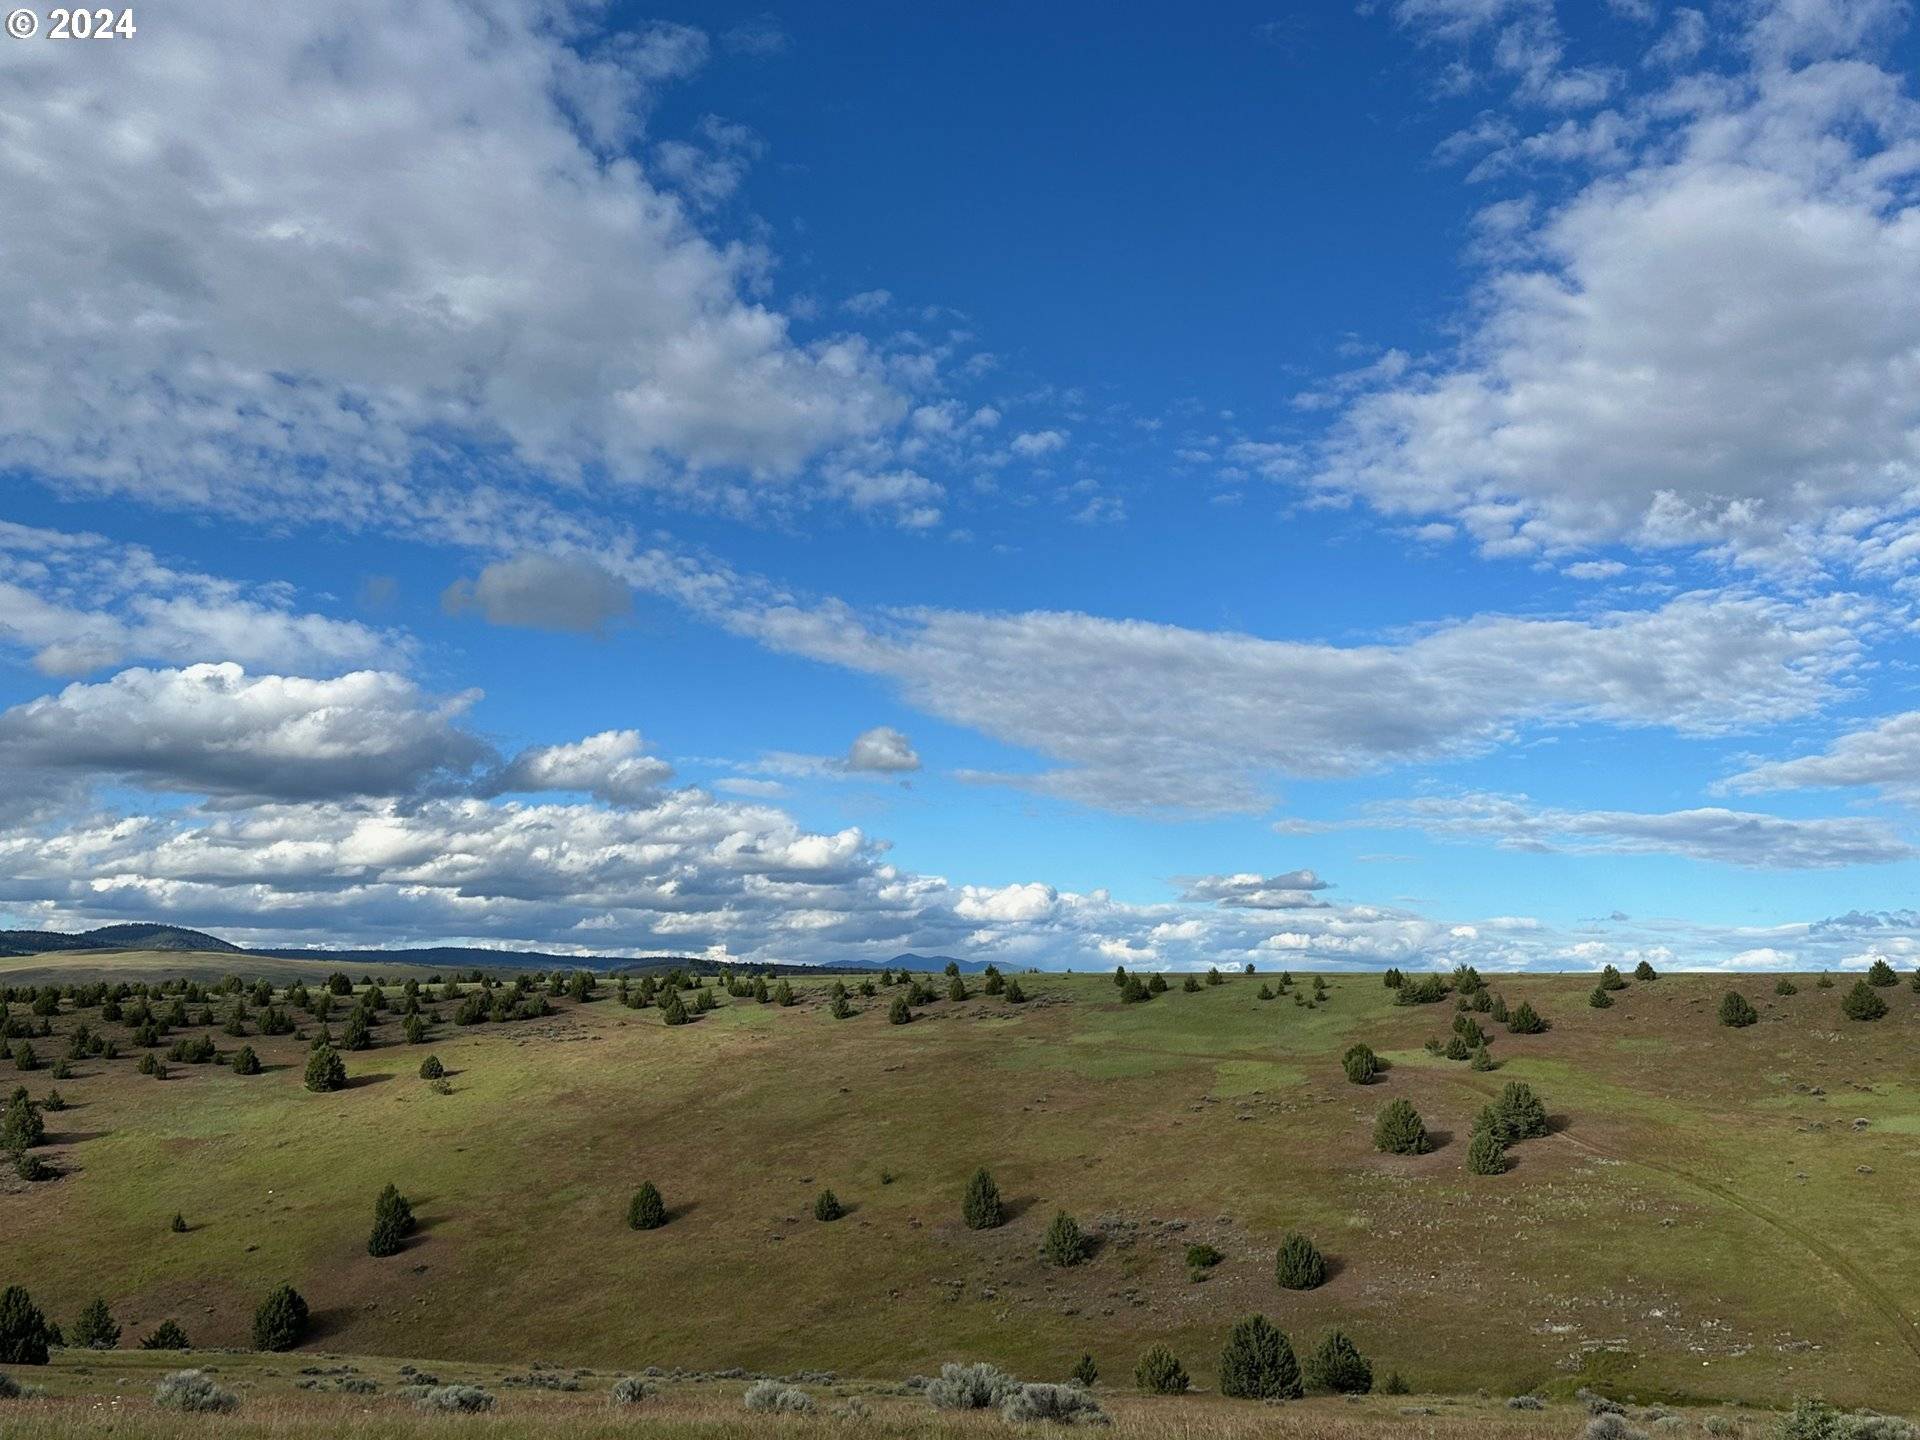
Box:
[1445,1076,1920,1364]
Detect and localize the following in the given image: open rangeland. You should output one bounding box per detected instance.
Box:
[3,956,1918,1428]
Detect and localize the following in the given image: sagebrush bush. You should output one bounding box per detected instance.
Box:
[1217,1314,1301,1400]
[1274,1231,1327,1290]
[154,1370,237,1413]
[744,1380,814,1413]
[608,1376,654,1406]
[1003,1382,1108,1425]
[1133,1346,1188,1395]
[1185,1242,1222,1269]
[416,1385,495,1412]
[927,1362,1018,1410]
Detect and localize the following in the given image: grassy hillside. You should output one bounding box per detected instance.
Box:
[0,950,452,987]
[2,963,1917,1413]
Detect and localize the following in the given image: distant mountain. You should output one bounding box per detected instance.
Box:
[839,952,995,974]
[0,923,239,956]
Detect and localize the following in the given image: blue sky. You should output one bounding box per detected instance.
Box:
[2,0,1919,970]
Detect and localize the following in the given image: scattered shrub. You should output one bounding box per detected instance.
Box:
[1274,1231,1327,1290]
[1586,1415,1649,1440]
[1589,986,1613,1009]
[1719,991,1759,1027]
[1506,1001,1548,1033]
[889,996,913,1025]
[813,1188,845,1222]
[140,1320,190,1351]
[1002,1382,1108,1425]
[963,1167,1004,1230]
[1633,959,1658,981]
[608,1376,654,1406]
[1470,1045,1497,1072]
[154,1369,238,1413]
[1182,974,1201,993]
[1776,978,1799,996]
[1133,1346,1188,1395]
[927,1362,1018,1410]
[628,1181,667,1230]
[230,1045,261,1075]
[170,1212,188,1233]
[418,1055,444,1080]
[368,1182,416,1257]
[1867,958,1899,987]
[1373,1099,1429,1155]
[1841,980,1889,1022]
[250,1283,310,1352]
[1069,1353,1098,1387]
[1043,1210,1089,1266]
[1381,1371,1410,1395]
[416,1385,496,1413]
[1303,1329,1372,1393]
[1185,1243,1222,1270]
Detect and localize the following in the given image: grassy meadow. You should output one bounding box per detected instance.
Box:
[3,954,1918,1426]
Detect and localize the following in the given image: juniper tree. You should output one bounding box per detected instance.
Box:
[1,1092,44,1153]
[1274,1231,1327,1290]
[1043,1210,1089,1266]
[418,1054,444,1079]
[71,1297,120,1349]
[1217,1314,1301,1400]
[1867,957,1898,987]
[403,1014,427,1044]
[1341,1043,1378,1085]
[1775,977,1798,996]
[829,992,853,1020]
[1718,991,1758,1028]
[660,989,690,1026]
[1133,1346,1188,1395]
[888,995,913,1024]
[1005,979,1028,1004]
[947,975,969,1002]
[1589,985,1613,1009]
[1842,979,1889,1021]
[1147,972,1167,993]
[171,1212,188,1233]
[1113,965,1129,989]
[1302,1329,1372,1394]
[140,1319,190,1351]
[368,1183,416,1256]
[250,1284,310,1352]
[773,980,796,1007]
[1490,993,1509,1023]
[963,1167,1004,1230]
[1469,1044,1496,1072]
[1207,967,1224,986]
[1633,958,1658,980]
[1182,974,1201,993]
[1373,1099,1429,1155]
[813,1189,845,1222]
[1817,972,1834,988]
[1467,1127,1507,1175]
[230,1045,261,1076]
[627,1182,667,1230]
[1475,1081,1549,1143]
[0,1285,53,1364]
[1257,983,1275,1000]
[1505,1001,1547,1034]
[303,1043,346,1093]
[1443,1033,1471,1061]
[1069,1354,1098,1387]
[1598,964,1628,991]
[1382,968,1404,989]
[983,972,1004,995]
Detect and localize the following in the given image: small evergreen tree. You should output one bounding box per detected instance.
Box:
[1842,979,1889,1022]
[1817,972,1834,989]
[230,1044,261,1075]
[1588,985,1613,1009]
[368,1183,415,1257]
[1718,991,1758,1028]
[1147,972,1168,994]
[660,989,690,1026]
[1443,1033,1471,1060]
[829,992,853,1020]
[251,1284,309,1351]
[1469,1044,1496,1072]
[1206,967,1224,986]
[140,1319,190,1351]
[1069,1354,1098,1387]
[888,994,913,1024]
[1467,1128,1507,1175]
[1373,1099,1428,1155]
[1867,957,1898,987]
[1181,974,1201,993]
[0,1285,53,1364]
[963,1167,1004,1230]
[1633,958,1658,980]
[813,1188,845,1222]
[303,1044,346,1093]
[1775,977,1798,996]
[627,1182,667,1230]
[171,1212,188,1233]
[773,980,796,1007]
[948,975,969,1002]
[1598,964,1628,991]
[418,1054,445,1079]
[1382,967,1404,989]
[1341,1043,1378,1085]
[1133,1346,1188,1395]
[1505,1001,1547,1034]
[1120,974,1149,1003]
[1043,1210,1088,1266]
[71,1297,120,1350]
[1005,979,1027,1003]
[1303,1329,1372,1394]
[1274,1231,1327,1290]
[1217,1314,1301,1400]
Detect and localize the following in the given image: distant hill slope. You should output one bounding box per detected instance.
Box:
[0,923,238,956]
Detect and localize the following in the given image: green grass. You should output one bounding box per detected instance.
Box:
[2,960,1917,1412]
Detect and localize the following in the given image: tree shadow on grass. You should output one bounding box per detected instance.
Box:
[342,1072,392,1090]
[1424,1128,1454,1152]
[1000,1194,1041,1223]
[50,1128,111,1145]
